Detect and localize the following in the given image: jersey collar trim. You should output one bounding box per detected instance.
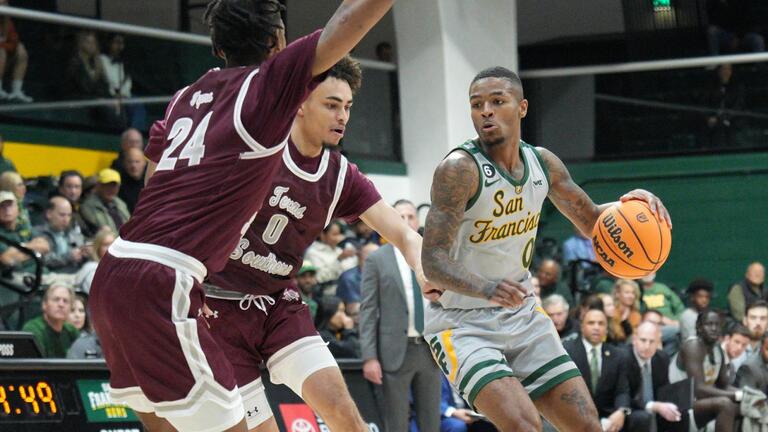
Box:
[282,142,330,182]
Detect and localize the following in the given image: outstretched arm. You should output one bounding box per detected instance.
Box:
[313,0,395,76]
[421,152,525,307]
[539,147,671,237]
[360,200,424,283]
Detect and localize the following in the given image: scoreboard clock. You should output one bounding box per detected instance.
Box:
[0,359,143,432]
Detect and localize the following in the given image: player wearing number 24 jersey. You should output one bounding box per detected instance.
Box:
[205,57,432,432]
[89,1,399,431]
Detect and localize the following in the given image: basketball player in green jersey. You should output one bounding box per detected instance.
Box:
[421,66,672,432]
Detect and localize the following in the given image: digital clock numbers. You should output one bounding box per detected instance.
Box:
[0,381,61,421]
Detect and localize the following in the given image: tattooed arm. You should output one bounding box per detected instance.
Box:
[538,147,672,237]
[422,152,527,307]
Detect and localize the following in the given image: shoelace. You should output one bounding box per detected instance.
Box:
[239,294,275,315]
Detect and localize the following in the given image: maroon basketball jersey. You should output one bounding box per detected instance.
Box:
[207,140,381,295]
[120,30,327,274]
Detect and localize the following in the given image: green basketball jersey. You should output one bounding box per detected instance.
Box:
[438,139,550,310]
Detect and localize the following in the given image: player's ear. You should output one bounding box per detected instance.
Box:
[296,104,306,118]
[519,99,528,119]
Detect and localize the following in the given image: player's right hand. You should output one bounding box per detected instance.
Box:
[488,278,528,308]
[362,359,383,385]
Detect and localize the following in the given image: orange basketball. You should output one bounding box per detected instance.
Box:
[591,200,671,279]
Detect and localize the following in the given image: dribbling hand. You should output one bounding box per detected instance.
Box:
[620,189,672,228]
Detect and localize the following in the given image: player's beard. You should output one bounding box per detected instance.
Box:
[479,136,505,148]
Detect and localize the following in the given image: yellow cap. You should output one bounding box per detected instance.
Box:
[98,168,121,185]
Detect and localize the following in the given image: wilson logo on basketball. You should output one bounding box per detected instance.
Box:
[636,213,649,223]
[602,214,635,259]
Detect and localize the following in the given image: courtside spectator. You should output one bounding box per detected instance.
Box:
[38,197,85,274]
[294,260,319,320]
[66,292,102,359]
[100,34,145,129]
[722,324,752,382]
[669,310,740,432]
[0,134,16,174]
[21,283,79,357]
[562,229,596,268]
[641,273,683,355]
[0,170,31,233]
[563,308,633,431]
[613,279,643,343]
[73,227,115,293]
[543,294,579,342]
[0,0,32,102]
[439,374,495,432]
[681,279,714,340]
[110,128,143,172]
[0,190,49,276]
[537,258,573,306]
[728,262,766,321]
[628,322,682,431]
[316,296,360,358]
[56,170,88,233]
[306,219,357,294]
[735,334,768,396]
[116,147,146,212]
[80,168,129,234]
[742,300,768,359]
[66,292,89,333]
[336,243,379,318]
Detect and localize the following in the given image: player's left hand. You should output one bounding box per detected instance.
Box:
[620,189,672,228]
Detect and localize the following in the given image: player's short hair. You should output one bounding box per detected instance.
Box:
[204,0,285,66]
[746,299,768,315]
[327,56,362,95]
[471,66,524,98]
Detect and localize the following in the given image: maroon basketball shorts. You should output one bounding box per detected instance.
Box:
[206,287,337,429]
[90,238,244,432]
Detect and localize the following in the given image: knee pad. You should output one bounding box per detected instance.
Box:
[267,336,338,398]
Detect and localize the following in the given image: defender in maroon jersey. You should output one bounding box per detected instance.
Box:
[89,1,398,431]
[205,57,432,431]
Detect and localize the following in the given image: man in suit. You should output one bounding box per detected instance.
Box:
[735,334,768,395]
[564,308,632,432]
[628,321,682,431]
[360,199,441,432]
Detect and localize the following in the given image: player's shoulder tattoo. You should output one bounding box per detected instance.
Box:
[432,150,479,208]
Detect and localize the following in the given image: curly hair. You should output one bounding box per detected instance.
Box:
[327,56,363,95]
[204,0,285,66]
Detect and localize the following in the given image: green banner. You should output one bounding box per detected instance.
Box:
[76,380,139,423]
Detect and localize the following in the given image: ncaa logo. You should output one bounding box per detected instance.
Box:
[291,418,316,432]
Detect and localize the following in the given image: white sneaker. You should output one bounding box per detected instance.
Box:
[0,89,10,100]
[8,91,33,103]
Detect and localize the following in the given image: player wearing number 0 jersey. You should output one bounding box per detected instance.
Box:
[89,1,399,431]
[205,57,431,432]
[421,67,672,431]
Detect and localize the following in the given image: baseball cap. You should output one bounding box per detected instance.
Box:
[98,168,121,185]
[297,260,317,276]
[0,191,16,204]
